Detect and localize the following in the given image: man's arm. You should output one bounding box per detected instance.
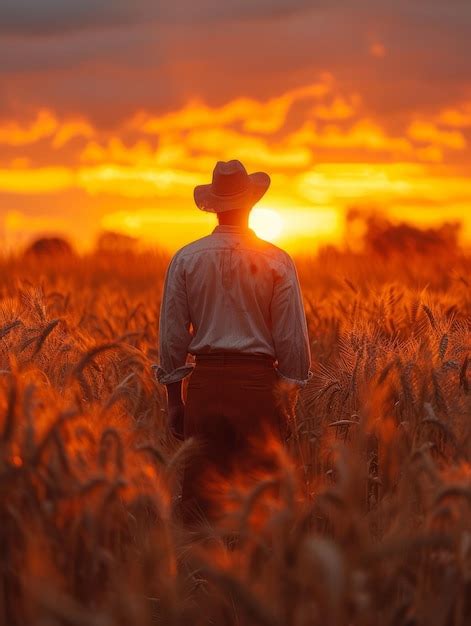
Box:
[270,256,311,430]
[156,254,193,438]
[270,255,311,387]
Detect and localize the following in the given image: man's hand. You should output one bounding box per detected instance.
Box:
[168,402,185,440]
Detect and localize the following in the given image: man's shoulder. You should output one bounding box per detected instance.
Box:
[171,234,214,261]
[250,237,293,268]
[170,232,293,269]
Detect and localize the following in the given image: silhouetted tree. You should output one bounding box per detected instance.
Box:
[24,236,75,258]
[346,207,462,258]
[96,230,139,254]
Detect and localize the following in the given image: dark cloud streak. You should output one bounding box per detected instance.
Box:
[0,0,321,36]
[0,0,470,128]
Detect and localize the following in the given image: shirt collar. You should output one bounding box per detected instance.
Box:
[212,225,255,236]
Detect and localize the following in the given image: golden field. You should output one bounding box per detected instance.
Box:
[1,216,471,626]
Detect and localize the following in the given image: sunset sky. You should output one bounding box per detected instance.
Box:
[1,0,471,252]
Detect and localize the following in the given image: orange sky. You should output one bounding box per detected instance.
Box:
[1,1,471,252]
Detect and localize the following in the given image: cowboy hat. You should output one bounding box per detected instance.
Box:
[194,159,270,213]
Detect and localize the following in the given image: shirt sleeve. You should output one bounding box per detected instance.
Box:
[155,253,194,385]
[270,255,312,387]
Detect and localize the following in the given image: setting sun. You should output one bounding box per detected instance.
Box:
[249,208,284,242]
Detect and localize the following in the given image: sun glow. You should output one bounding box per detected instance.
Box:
[250,208,284,242]
[3,78,471,253]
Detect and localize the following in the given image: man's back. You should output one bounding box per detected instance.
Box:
[158,224,310,386]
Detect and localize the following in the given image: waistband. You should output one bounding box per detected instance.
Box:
[195,353,275,365]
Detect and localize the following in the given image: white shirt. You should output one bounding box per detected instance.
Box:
[155,225,311,386]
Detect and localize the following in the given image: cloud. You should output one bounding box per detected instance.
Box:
[130,81,331,136]
[78,165,201,198]
[296,162,471,207]
[0,24,157,74]
[0,109,94,147]
[1,0,471,129]
[52,119,94,148]
[289,119,413,155]
[0,52,471,252]
[0,166,74,193]
[1,78,469,201]
[2,0,471,252]
[80,136,189,171]
[415,145,443,163]
[438,102,471,128]
[0,0,319,36]
[0,0,145,35]
[185,127,313,169]
[407,121,467,150]
[2,0,468,38]
[0,110,58,145]
[311,96,358,121]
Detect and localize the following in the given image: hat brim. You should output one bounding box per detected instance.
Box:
[194,172,270,213]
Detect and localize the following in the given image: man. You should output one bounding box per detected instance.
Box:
[155,159,311,524]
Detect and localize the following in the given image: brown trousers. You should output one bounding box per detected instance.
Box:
[181,355,287,526]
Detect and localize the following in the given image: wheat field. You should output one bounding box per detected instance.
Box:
[1,219,471,626]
